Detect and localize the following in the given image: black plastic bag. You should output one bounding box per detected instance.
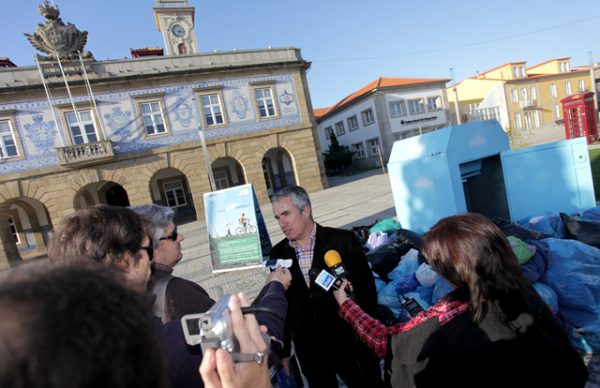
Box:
[560,213,600,248]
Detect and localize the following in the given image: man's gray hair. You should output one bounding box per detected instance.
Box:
[130,204,175,247]
[271,186,312,214]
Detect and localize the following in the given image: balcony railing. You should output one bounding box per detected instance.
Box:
[57,140,115,167]
[520,99,538,109]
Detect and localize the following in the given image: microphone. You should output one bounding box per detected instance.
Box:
[308,267,320,287]
[324,250,348,279]
[324,250,354,299]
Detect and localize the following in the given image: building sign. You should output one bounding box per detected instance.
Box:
[400,116,438,125]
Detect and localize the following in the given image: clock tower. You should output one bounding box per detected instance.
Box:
[153,0,199,56]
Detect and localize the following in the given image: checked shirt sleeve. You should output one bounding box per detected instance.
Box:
[338,298,469,358]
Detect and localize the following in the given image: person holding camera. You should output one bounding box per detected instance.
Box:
[332,212,588,387]
[199,293,271,388]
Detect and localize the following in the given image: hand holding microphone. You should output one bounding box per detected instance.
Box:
[333,279,351,306]
[324,249,355,299]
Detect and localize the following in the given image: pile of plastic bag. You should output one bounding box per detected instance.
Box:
[360,207,600,356]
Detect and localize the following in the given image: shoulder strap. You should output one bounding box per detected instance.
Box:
[151,275,173,323]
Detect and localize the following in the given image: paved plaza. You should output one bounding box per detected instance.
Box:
[173,170,395,301]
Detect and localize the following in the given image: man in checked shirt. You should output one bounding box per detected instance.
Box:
[270,185,383,388]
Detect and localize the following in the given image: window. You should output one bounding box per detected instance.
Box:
[140,101,166,135]
[529,86,537,100]
[533,111,540,128]
[0,120,19,159]
[361,109,374,125]
[559,62,570,72]
[163,180,187,208]
[351,142,365,159]
[8,216,20,244]
[515,112,522,129]
[335,121,345,136]
[565,81,572,96]
[521,88,527,102]
[200,94,225,126]
[511,89,518,103]
[324,126,333,140]
[254,87,277,118]
[366,137,380,156]
[389,100,407,118]
[407,98,424,114]
[65,110,98,144]
[426,96,441,111]
[579,79,586,92]
[347,115,359,131]
[520,66,525,77]
[550,84,557,98]
[554,104,561,119]
[524,112,532,130]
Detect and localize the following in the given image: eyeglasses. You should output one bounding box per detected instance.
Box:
[140,244,154,260]
[160,226,178,241]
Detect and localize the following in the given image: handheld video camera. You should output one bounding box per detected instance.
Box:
[181,294,240,354]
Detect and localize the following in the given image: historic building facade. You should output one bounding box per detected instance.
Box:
[448,58,594,132]
[0,1,325,269]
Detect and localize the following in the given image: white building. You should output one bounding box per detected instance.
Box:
[315,77,451,169]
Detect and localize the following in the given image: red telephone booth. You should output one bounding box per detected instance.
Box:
[561,91,599,144]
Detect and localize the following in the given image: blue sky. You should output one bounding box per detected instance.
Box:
[2,1,599,109]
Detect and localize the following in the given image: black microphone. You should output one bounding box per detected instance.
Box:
[309,267,320,287]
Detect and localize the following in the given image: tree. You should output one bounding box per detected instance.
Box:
[323,132,354,174]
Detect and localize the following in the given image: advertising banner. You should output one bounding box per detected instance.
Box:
[203,184,271,272]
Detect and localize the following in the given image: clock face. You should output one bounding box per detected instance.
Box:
[171,23,186,38]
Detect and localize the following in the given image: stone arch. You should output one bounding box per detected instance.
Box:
[0,197,53,268]
[211,157,246,190]
[150,167,197,223]
[262,147,297,197]
[73,181,131,209]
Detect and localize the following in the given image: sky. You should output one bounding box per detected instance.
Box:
[2,1,600,109]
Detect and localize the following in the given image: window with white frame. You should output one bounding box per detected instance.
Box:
[579,79,586,92]
[533,111,540,128]
[200,94,225,126]
[8,216,20,244]
[254,87,277,118]
[550,84,557,98]
[407,98,424,114]
[389,100,407,118]
[140,101,166,135]
[324,126,333,140]
[512,67,519,78]
[529,86,537,100]
[351,142,365,159]
[554,104,561,119]
[0,120,19,159]
[521,88,527,102]
[511,89,518,103]
[515,112,522,129]
[366,137,380,156]
[559,62,570,72]
[426,96,441,111]
[335,121,345,136]
[163,180,187,208]
[361,108,374,125]
[520,66,525,77]
[565,81,572,96]
[66,110,99,144]
[524,112,532,130]
[347,115,359,131]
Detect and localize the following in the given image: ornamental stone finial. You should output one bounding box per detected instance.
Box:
[25,1,94,61]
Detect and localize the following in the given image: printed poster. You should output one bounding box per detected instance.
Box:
[203,184,271,272]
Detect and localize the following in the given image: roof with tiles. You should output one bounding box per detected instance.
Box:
[314,76,449,122]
